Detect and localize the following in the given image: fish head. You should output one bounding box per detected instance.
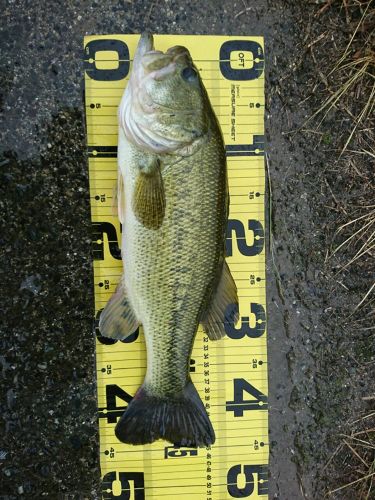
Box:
[119,33,211,155]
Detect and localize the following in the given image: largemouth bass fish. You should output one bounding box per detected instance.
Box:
[99,33,238,447]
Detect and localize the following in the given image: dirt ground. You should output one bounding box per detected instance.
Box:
[1,0,373,498]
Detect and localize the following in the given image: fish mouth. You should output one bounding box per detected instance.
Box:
[135,33,154,59]
[134,33,192,82]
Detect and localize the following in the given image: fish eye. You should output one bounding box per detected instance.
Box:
[181,66,198,83]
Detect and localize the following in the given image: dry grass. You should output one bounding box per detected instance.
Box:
[309,0,375,302]
[326,413,375,499]
[310,1,374,151]
[307,2,375,497]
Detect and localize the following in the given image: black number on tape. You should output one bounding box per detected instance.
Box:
[225,303,266,339]
[219,40,264,80]
[93,219,264,260]
[226,378,268,416]
[102,471,145,500]
[84,39,130,81]
[92,222,121,260]
[227,465,268,497]
[189,358,196,373]
[164,446,198,459]
[98,384,133,423]
[94,309,139,345]
[226,220,264,257]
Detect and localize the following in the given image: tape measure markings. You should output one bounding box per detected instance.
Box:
[85,34,267,500]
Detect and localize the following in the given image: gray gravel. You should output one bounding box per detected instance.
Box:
[2,1,372,499]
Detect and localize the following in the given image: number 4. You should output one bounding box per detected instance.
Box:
[98,384,133,424]
[226,378,268,416]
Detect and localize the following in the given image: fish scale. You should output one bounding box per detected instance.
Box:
[123,129,227,398]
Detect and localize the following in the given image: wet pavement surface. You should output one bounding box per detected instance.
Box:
[1,1,374,499]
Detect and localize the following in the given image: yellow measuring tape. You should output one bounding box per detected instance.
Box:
[84,34,267,500]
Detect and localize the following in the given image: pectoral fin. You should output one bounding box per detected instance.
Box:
[99,277,139,340]
[201,261,239,340]
[132,159,165,230]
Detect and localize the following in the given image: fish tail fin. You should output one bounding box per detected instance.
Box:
[115,380,215,447]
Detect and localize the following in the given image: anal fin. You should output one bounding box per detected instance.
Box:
[201,261,239,340]
[99,276,139,340]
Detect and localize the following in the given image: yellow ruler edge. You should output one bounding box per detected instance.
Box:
[84,34,268,500]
